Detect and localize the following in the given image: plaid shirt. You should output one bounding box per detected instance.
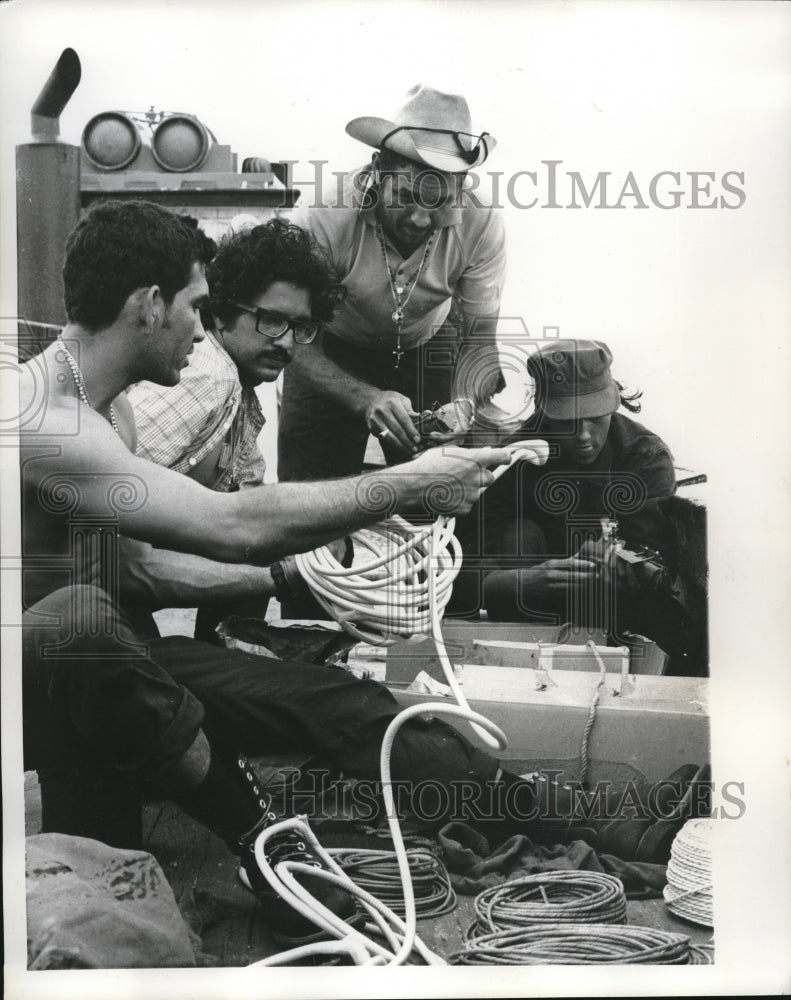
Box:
[128,332,265,491]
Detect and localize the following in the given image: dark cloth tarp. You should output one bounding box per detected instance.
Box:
[438,821,667,899]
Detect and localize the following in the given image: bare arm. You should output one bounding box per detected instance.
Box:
[286,333,422,453]
[287,331,377,414]
[453,311,505,406]
[419,312,505,448]
[118,536,276,608]
[484,558,599,601]
[118,532,350,608]
[23,394,510,567]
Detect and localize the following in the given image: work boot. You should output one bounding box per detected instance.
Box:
[635,763,712,864]
[228,755,361,945]
[596,763,712,864]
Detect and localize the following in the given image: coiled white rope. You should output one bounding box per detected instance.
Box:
[294,440,548,644]
[247,441,547,965]
[248,703,507,967]
[295,439,548,749]
[663,818,714,927]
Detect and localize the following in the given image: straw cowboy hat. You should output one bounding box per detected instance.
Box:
[345,84,496,174]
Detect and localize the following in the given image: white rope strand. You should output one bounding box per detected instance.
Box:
[245,440,547,966]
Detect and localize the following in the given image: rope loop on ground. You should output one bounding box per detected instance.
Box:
[466,871,627,940]
[450,922,708,965]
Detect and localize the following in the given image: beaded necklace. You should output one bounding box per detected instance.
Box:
[375,221,436,367]
[57,334,119,435]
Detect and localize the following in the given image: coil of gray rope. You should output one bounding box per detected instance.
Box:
[466,871,627,940]
[450,922,711,965]
[331,847,457,919]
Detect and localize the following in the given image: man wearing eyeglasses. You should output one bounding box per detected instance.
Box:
[131,218,331,493]
[278,84,506,482]
[127,219,340,638]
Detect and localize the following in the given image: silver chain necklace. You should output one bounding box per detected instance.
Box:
[375,222,436,367]
[57,334,119,435]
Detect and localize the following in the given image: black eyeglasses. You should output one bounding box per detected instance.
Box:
[230,302,321,345]
[380,126,492,166]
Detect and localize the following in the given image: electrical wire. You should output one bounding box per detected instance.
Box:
[293,440,547,647]
[450,923,705,965]
[466,871,627,940]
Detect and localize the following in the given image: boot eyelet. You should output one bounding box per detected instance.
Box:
[267,812,277,821]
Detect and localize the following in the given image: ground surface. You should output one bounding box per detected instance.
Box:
[24,769,713,967]
[23,606,713,966]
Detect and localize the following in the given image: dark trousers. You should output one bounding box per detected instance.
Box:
[23,586,500,840]
[278,327,459,482]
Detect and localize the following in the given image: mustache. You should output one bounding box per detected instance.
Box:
[262,347,292,367]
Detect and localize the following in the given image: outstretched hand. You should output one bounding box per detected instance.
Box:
[520,556,600,594]
[405,444,512,517]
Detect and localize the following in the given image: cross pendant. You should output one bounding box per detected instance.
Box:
[393,339,404,367]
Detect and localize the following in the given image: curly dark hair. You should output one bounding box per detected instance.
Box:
[207,218,345,327]
[63,200,215,331]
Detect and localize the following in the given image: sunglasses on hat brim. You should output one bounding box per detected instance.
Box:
[379,126,492,168]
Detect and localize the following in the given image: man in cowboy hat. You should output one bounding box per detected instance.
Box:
[277,84,506,481]
[450,340,709,675]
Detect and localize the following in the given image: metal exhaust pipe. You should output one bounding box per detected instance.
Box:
[18,48,83,338]
[30,47,81,141]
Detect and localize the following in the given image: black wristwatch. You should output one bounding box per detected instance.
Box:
[270,560,294,603]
